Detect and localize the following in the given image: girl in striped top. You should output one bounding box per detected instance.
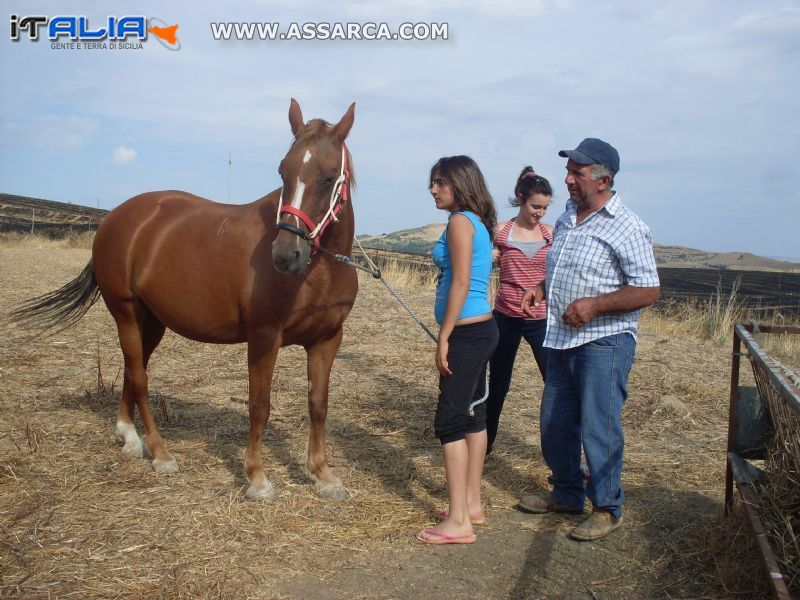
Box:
[486,167,553,455]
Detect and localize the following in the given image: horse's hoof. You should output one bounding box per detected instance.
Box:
[245,482,278,501]
[315,481,348,500]
[121,439,144,459]
[152,457,179,474]
[116,421,144,458]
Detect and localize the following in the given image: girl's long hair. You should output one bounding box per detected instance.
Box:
[430,155,497,239]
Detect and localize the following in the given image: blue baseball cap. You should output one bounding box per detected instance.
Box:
[559,138,620,175]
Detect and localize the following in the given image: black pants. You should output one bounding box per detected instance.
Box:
[486,311,549,453]
[434,318,499,445]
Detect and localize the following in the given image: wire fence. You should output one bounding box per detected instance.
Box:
[727,324,800,598]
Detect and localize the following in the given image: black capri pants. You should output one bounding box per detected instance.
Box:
[434,318,499,445]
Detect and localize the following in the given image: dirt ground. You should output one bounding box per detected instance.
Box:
[0,246,769,599]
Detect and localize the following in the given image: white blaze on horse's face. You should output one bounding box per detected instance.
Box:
[287,150,315,251]
[289,175,306,253]
[290,151,313,210]
[290,178,306,210]
[273,144,319,274]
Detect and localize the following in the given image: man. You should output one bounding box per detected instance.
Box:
[519,138,660,541]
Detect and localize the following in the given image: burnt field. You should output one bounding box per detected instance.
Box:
[0,193,107,236]
[657,268,800,315]
[362,248,800,317]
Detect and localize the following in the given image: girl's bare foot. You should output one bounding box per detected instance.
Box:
[432,507,486,525]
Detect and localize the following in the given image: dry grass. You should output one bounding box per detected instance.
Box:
[704,277,746,343]
[760,333,800,373]
[0,244,794,598]
[642,287,747,345]
[644,298,800,352]
[680,502,770,595]
[372,259,437,289]
[0,231,95,250]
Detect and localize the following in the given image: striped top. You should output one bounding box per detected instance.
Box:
[494,219,552,319]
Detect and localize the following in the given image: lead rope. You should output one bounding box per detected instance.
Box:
[317,237,438,343]
[321,236,489,416]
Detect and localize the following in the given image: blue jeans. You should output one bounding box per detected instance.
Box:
[540,333,636,518]
[486,311,549,453]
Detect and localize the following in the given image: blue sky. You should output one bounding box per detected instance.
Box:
[1,1,798,258]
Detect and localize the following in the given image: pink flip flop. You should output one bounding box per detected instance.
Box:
[432,509,486,525]
[415,528,477,545]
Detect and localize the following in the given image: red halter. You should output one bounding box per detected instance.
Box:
[276,142,350,250]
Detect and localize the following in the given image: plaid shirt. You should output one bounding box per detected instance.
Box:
[544,193,659,350]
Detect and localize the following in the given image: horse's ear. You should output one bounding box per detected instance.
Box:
[332,102,356,141]
[289,98,304,136]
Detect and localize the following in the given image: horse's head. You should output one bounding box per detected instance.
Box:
[272,98,355,275]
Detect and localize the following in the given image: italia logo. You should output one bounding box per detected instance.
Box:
[9,15,181,50]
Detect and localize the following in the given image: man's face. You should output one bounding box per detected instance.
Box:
[564,159,605,207]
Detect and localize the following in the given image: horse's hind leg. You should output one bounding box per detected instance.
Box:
[114,304,177,474]
[306,328,347,500]
[116,310,165,458]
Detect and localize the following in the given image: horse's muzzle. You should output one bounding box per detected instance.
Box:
[272,235,311,275]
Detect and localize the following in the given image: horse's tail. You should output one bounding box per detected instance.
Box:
[8,260,101,334]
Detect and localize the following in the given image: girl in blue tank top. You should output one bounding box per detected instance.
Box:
[416,156,499,546]
[432,211,492,324]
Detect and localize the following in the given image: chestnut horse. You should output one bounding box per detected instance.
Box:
[11,99,358,500]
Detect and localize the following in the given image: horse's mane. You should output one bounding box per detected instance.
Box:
[293,120,356,188]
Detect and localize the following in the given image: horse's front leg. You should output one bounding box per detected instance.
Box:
[306,328,347,500]
[244,331,281,501]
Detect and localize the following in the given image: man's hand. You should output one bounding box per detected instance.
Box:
[562,297,599,328]
[521,285,545,318]
[562,286,660,328]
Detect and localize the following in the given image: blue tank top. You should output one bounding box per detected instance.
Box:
[432,211,493,325]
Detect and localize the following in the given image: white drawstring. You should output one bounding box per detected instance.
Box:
[468,371,490,417]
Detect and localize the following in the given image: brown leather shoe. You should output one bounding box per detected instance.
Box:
[518,493,584,514]
[569,509,622,541]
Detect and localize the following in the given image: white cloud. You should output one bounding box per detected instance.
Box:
[660,6,800,77]
[111,145,138,165]
[0,115,100,150]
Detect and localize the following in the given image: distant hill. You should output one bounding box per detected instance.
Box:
[357,223,445,255]
[359,223,800,272]
[652,245,800,271]
[4,194,797,273]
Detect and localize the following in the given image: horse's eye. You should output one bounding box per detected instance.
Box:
[320,175,335,185]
